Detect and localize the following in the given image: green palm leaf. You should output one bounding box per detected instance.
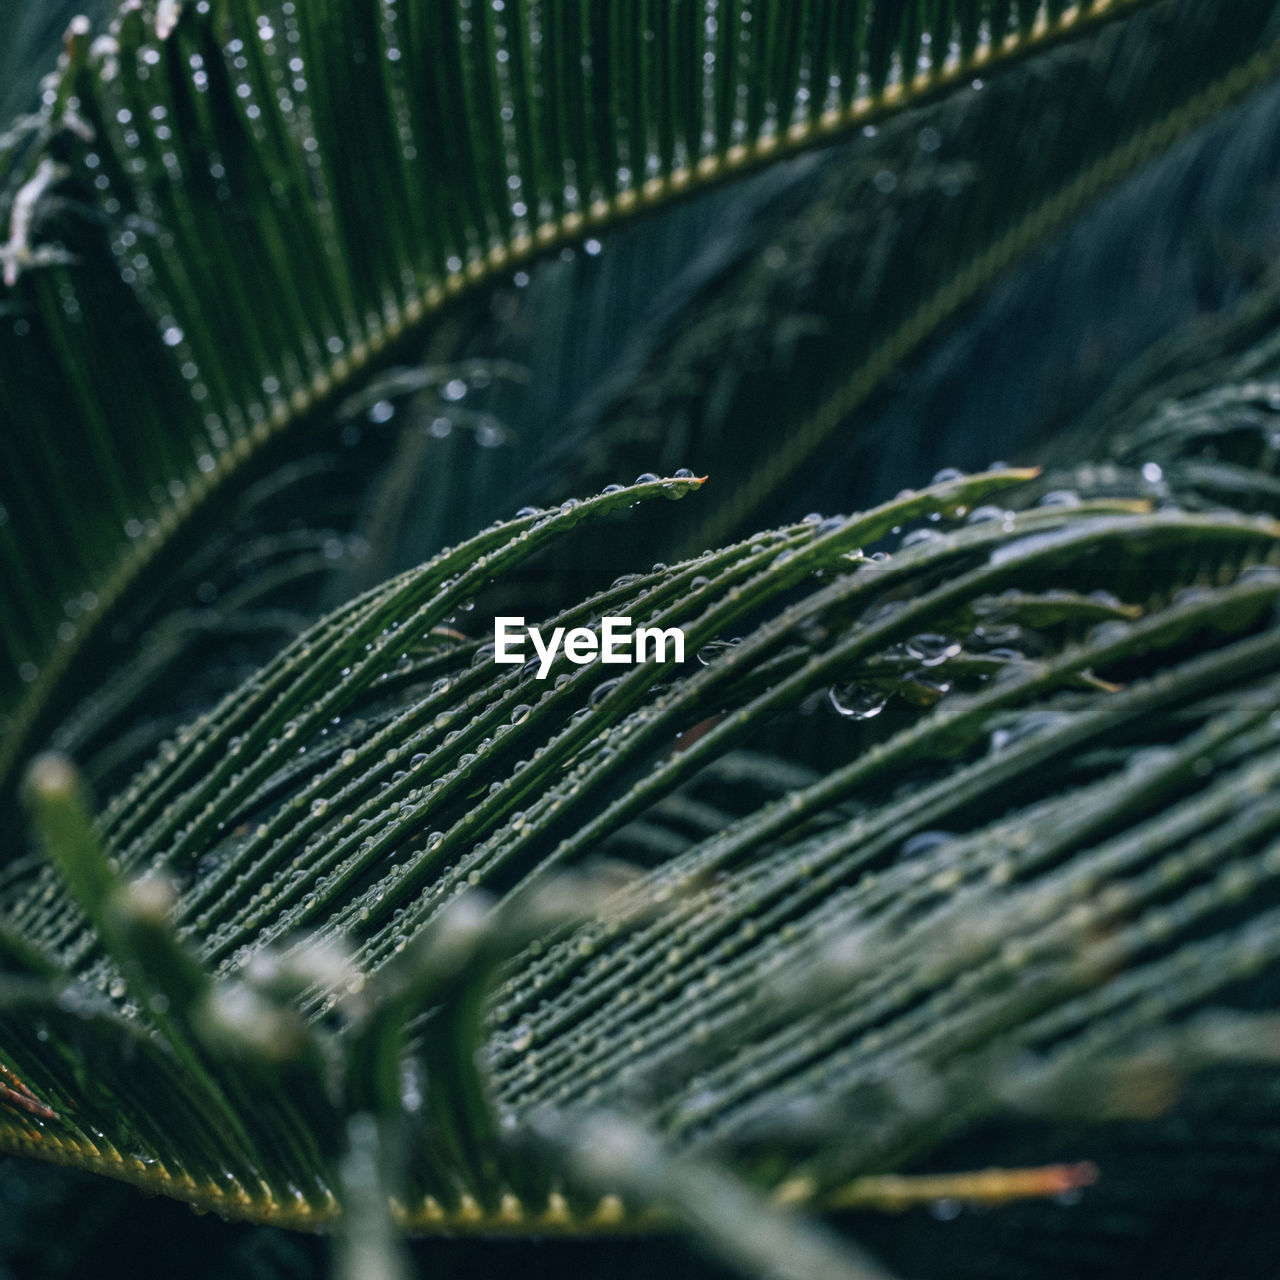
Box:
[6,1,1280,1276]
[5,456,1280,1265]
[3,0,1254,808]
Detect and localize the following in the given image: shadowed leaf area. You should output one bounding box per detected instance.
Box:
[4,2,1280,1279]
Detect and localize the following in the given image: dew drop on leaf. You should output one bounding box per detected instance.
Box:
[828,685,889,720]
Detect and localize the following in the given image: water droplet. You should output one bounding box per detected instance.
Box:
[989,710,1070,753]
[1037,490,1081,509]
[589,679,621,708]
[901,674,951,706]
[900,831,955,859]
[905,634,961,666]
[828,685,889,720]
[901,528,939,549]
[696,639,740,665]
[965,505,1007,525]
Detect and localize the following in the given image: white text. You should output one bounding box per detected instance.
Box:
[494,616,685,678]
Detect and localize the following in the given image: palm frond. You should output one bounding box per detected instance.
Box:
[7,3,1280,1275]
[0,0,1221,808]
[463,0,1280,553]
[5,461,1280,1265]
